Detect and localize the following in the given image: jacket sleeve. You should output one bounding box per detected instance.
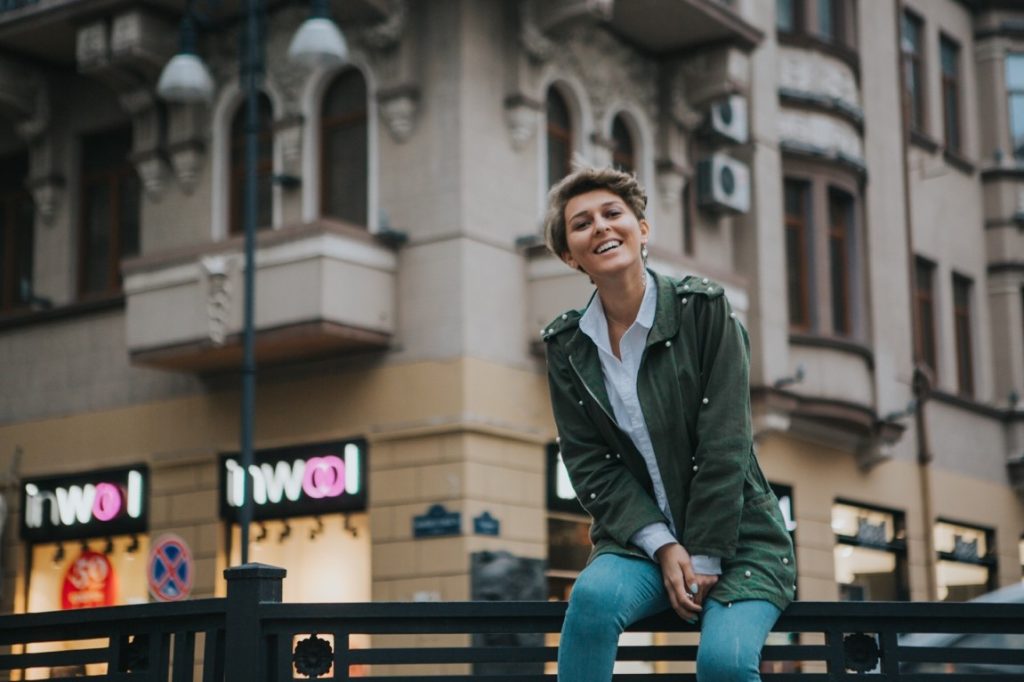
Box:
[681,293,752,559]
[546,343,668,548]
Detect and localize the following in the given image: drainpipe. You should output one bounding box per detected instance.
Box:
[895,0,938,602]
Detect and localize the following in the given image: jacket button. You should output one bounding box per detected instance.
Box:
[707,286,714,293]
[683,284,690,291]
[681,298,687,304]
[590,493,596,500]
[692,465,698,472]
[561,314,568,320]
[578,400,584,406]
[702,397,709,405]
[702,278,709,284]
[615,453,621,459]
[730,312,736,318]
[605,453,611,459]
[782,557,790,565]
[744,570,752,578]
[665,340,672,347]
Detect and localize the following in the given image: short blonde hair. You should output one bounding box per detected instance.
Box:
[543,165,648,258]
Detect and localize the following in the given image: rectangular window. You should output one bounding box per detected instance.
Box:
[78,127,140,298]
[952,273,974,397]
[777,0,799,33]
[817,0,842,44]
[1007,54,1024,162]
[682,182,694,256]
[934,520,995,601]
[832,501,909,601]
[784,180,811,330]
[940,35,962,154]
[828,188,853,336]
[0,152,33,312]
[901,11,926,134]
[914,257,938,376]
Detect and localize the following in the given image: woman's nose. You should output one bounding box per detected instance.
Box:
[594,217,610,232]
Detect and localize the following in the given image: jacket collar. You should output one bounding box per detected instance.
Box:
[563,269,681,420]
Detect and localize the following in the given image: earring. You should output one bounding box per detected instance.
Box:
[641,244,648,262]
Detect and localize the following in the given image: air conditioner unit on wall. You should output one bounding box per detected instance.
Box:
[707,95,749,144]
[697,154,750,214]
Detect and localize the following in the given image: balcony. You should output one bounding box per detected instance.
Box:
[529,0,762,53]
[0,0,390,65]
[123,220,397,372]
[3,563,1023,678]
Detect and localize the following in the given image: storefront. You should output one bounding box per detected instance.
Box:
[20,465,151,678]
[934,519,996,601]
[831,500,909,601]
[220,438,371,605]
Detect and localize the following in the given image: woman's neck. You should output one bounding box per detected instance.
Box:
[595,265,648,330]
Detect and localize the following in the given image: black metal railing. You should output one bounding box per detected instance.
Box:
[1,563,1022,680]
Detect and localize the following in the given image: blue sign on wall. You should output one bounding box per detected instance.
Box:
[473,511,500,536]
[413,504,461,538]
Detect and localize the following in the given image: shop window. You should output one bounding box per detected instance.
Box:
[783,167,865,340]
[321,69,368,227]
[934,520,995,601]
[940,35,962,155]
[545,442,589,601]
[952,273,974,397]
[1007,53,1024,162]
[832,501,908,601]
[78,126,140,297]
[901,11,926,135]
[610,115,635,175]
[229,93,274,235]
[546,88,573,189]
[914,257,938,377]
[0,151,33,312]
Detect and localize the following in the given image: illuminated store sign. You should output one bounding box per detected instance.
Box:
[219,439,368,521]
[21,466,149,542]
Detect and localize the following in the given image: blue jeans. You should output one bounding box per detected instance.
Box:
[558,553,781,682]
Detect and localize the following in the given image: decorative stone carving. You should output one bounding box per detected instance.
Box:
[681,46,750,106]
[519,0,556,62]
[200,255,236,346]
[379,86,419,143]
[26,174,65,225]
[360,0,408,51]
[110,10,176,75]
[777,109,864,163]
[132,151,166,201]
[167,103,208,195]
[777,46,860,112]
[504,95,542,150]
[553,24,658,126]
[274,114,304,177]
[655,162,686,208]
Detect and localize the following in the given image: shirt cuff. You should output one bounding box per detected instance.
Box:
[691,555,722,575]
[630,522,677,560]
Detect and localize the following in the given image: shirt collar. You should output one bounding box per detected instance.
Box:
[579,270,656,349]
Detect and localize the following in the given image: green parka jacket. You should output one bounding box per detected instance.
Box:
[543,270,796,611]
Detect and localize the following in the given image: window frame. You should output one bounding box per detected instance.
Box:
[913,256,938,378]
[229,93,275,236]
[939,33,962,155]
[545,88,574,189]
[951,272,975,398]
[319,69,369,228]
[827,187,854,337]
[1006,52,1024,163]
[901,10,927,136]
[610,114,636,176]
[784,178,812,332]
[76,126,140,299]
[933,518,997,601]
[0,151,33,313]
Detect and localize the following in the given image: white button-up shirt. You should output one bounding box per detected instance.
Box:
[578,271,721,575]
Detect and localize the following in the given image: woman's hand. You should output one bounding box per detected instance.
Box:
[654,543,718,622]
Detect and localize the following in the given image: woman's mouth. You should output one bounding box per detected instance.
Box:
[594,240,622,254]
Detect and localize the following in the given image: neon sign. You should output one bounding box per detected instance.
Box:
[219,440,367,521]
[21,466,149,542]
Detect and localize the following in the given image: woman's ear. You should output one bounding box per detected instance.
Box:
[639,218,651,241]
[561,250,578,270]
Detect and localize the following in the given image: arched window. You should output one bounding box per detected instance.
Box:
[546,88,572,188]
[230,93,274,235]
[321,69,368,226]
[611,115,635,175]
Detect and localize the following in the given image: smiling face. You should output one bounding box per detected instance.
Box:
[561,189,649,280]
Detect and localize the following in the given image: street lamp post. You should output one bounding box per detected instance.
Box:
[158,0,347,565]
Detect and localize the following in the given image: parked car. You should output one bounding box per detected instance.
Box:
[899,582,1024,675]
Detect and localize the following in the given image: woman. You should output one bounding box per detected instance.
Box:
[542,166,796,682]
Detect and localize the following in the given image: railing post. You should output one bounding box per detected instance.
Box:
[224,563,286,682]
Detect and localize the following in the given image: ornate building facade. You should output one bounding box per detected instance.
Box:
[0,0,1022,671]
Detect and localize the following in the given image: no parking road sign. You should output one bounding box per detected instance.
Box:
[148,534,194,602]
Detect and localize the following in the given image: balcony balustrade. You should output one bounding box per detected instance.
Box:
[123,221,397,372]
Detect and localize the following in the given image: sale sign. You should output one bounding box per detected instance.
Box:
[61,550,117,610]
